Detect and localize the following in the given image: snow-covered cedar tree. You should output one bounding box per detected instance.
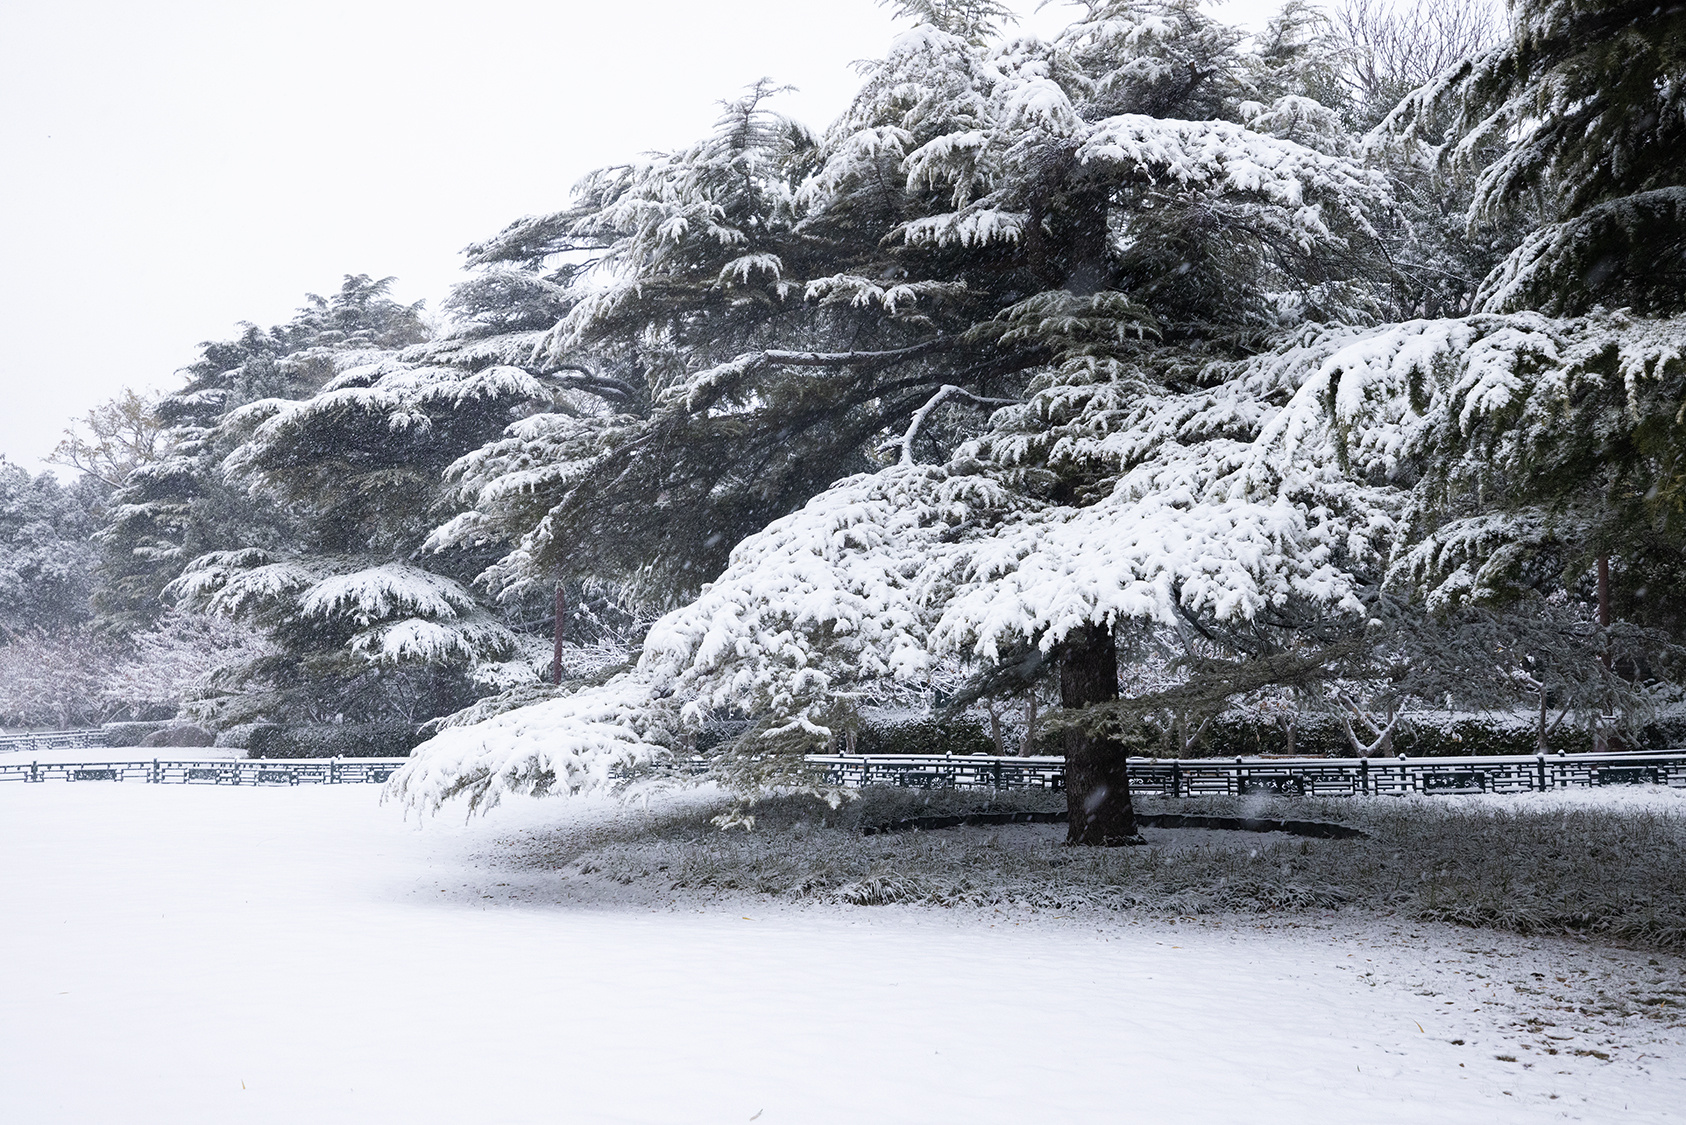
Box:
[1262,0,1686,645]
[1218,313,1686,617]
[0,460,100,639]
[394,2,1401,842]
[94,275,430,634]
[166,351,561,727]
[432,3,1388,612]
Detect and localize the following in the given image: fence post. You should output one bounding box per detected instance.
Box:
[152,758,160,784]
[1359,757,1368,796]
[1536,754,1547,792]
[1171,760,1182,798]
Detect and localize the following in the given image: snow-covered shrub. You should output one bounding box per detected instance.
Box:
[140,724,215,748]
[212,722,273,750]
[386,675,676,815]
[101,608,277,720]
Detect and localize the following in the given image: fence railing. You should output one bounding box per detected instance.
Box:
[0,729,106,754]
[11,749,1686,795]
[0,757,409,786]
[807,749,1686,796]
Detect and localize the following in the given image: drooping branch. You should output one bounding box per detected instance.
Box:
[678,340,955,415]
[1046,639,1371,736]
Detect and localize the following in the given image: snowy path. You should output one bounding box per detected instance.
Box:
[2,785,1681,1123]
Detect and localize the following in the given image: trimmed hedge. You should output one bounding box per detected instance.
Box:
[838,712,1686,759]
[141,724,214,748]
[245,722,425,759]
[854,716,997,757]
[1139,714,1686,759]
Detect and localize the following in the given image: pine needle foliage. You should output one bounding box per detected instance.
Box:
[1387,0,1686,314]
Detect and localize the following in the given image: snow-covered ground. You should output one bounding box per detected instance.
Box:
[3,783,1684,1123]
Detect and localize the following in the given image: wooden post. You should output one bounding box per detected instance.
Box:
[552,583,566,686]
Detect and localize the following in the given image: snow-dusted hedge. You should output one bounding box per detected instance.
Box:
[852,715,997,757]
[1174,715,1686,759]
[246,722,426,760]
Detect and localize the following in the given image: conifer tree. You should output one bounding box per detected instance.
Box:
[96,276,431,632]
[0,461,101,639]
[399,2,1396,838]
[1295,0,1686,635]
[164,347,554,726]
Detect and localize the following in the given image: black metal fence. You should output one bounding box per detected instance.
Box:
[0,757,408,785]
[12,749,1686,796]
[807,749,1686,796]
[0,729,105,754]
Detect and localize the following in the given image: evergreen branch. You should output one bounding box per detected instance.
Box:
[541,365,640,405]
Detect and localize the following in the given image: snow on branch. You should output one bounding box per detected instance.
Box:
[677,340,946,411]
[895,384,1019,464]
[1229,309,1686,604]
[300,565,478,625]
[387,674,669,817]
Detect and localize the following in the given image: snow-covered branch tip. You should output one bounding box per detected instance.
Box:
[897,385,1019,464]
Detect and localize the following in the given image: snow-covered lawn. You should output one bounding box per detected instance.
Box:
[3,783,1684,1123]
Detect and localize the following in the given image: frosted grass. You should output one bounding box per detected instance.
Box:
[499,786,1686,951]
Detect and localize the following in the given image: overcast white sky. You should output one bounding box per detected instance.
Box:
[1,0,1278,476]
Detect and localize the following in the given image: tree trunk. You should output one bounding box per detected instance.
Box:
[552,583,566,686]
[1596,555,1611,753]
[1061,622,1141,846]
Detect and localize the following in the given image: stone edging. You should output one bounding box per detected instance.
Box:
[860,810,1370,839]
